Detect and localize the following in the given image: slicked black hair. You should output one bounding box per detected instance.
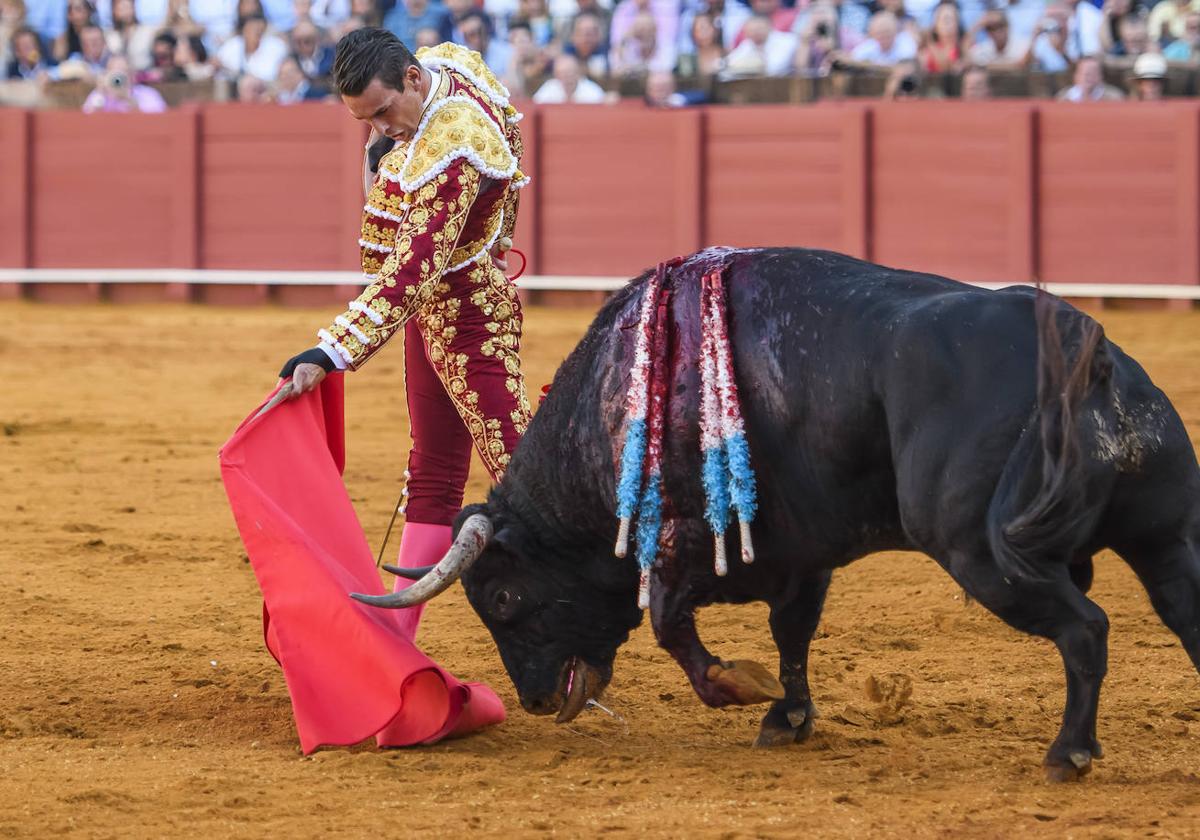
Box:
[332,27,419,97]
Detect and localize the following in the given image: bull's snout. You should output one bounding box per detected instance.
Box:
[520,694,560,716]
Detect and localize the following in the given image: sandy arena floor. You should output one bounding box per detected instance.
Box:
[1,300,1199,838]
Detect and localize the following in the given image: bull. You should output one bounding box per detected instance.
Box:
[354,247,1200,781]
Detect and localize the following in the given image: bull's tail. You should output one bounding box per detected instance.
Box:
[986,292,1110,583]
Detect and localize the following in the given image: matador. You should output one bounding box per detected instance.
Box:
[278,29,533,606]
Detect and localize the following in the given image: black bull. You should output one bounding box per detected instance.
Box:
[441,247,1200,779]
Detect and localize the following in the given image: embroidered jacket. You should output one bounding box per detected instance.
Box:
[319,43,528,370]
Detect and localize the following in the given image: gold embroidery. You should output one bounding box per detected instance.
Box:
[399,99,515,190]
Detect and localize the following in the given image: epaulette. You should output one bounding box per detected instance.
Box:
[380,94,517,193]
[416,42,510,109]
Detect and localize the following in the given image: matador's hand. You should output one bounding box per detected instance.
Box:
[278,348,336,397]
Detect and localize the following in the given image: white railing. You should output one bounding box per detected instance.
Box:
[1,269,1199,299]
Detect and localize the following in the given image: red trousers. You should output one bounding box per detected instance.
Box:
[401,263,531,526]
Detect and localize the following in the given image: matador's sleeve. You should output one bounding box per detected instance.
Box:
[319,159,481,370]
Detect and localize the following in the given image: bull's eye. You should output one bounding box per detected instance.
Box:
[492,588,522,621]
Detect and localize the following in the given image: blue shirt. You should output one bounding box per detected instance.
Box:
[383,2,450,48]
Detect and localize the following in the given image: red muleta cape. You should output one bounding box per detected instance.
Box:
[218,375,505,753]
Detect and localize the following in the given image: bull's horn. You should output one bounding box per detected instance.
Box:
[350,514,492,608]
[382,563,436,580]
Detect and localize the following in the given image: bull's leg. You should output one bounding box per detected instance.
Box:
[1123,540,1200,674]
[754,570,832,748]
[945,550,1108,782]
[648,560,784,709]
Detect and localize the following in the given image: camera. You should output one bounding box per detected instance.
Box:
[1042,19,1061,33]
[898,75,918,94]
[815,21,830,37]
[109,71,128,89]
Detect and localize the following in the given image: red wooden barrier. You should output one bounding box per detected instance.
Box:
[1038,102,1200,286]
[200,102,360,304]
[0,108,29,300]
[871,102,1037,283]
[537,106,702,276]
[1,100,1199,303]
[705,104,868,259]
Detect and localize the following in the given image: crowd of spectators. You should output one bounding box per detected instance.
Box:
[3,0,1199,108]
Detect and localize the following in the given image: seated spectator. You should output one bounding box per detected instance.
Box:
[54,0,96,63]
[218,12,288,79]
[291,19,333,78]
[573,0,611,36]
[174,31,214,79]
[383,0,448,48]
[1056,53,1124,97]
[1148,0,1200,44]
[678,10,725,75]
[414,24,441,46]
[564,10,609,78]
[729,0,797,47]
[846,10,917,64]
[236,69,272,98]
[723,12,795,73]
[1130,49,1166,96]
[644,67,706,104]
[875,0,922,41]
[612,10,665,74]
[919,1,964,72]
[1163,9,1200,57]
[5,24,49,79]
[609,0,678,72]
[138,31,186,80]
[533,51,608,100]
[0,0,26,71]
[82,53,168,110]
[966,8,1026,65]
[104,0,155,69]
[793,1,838,74]
[1108,15,1151,58]
[1066,0,1104,57]
[961,62,991,97]
[56,22,108,78]
[499,20,547,94]
[275,52,328,99]
[458,9,510,72]
[1027,4,1072,71]
[513,0,556,44]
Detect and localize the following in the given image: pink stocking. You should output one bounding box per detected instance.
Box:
[390,521,452,640]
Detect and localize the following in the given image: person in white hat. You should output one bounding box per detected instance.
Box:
[1131,51,1166,100]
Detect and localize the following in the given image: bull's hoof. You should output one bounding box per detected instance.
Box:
[1044,749,1094,783]
[705,660,786,706]
[754,699,817,747]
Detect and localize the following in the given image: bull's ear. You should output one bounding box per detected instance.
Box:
[491,527,517,554]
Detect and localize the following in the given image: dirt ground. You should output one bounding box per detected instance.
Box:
[1,300,1199,839]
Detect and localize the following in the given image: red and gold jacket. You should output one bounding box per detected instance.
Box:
[318,43,529,371]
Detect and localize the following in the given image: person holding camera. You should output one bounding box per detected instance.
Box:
[1026,2,1072,71]
[794,0,839,73]
[81,52,168,111]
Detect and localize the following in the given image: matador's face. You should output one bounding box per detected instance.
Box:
[342,65,429,144]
